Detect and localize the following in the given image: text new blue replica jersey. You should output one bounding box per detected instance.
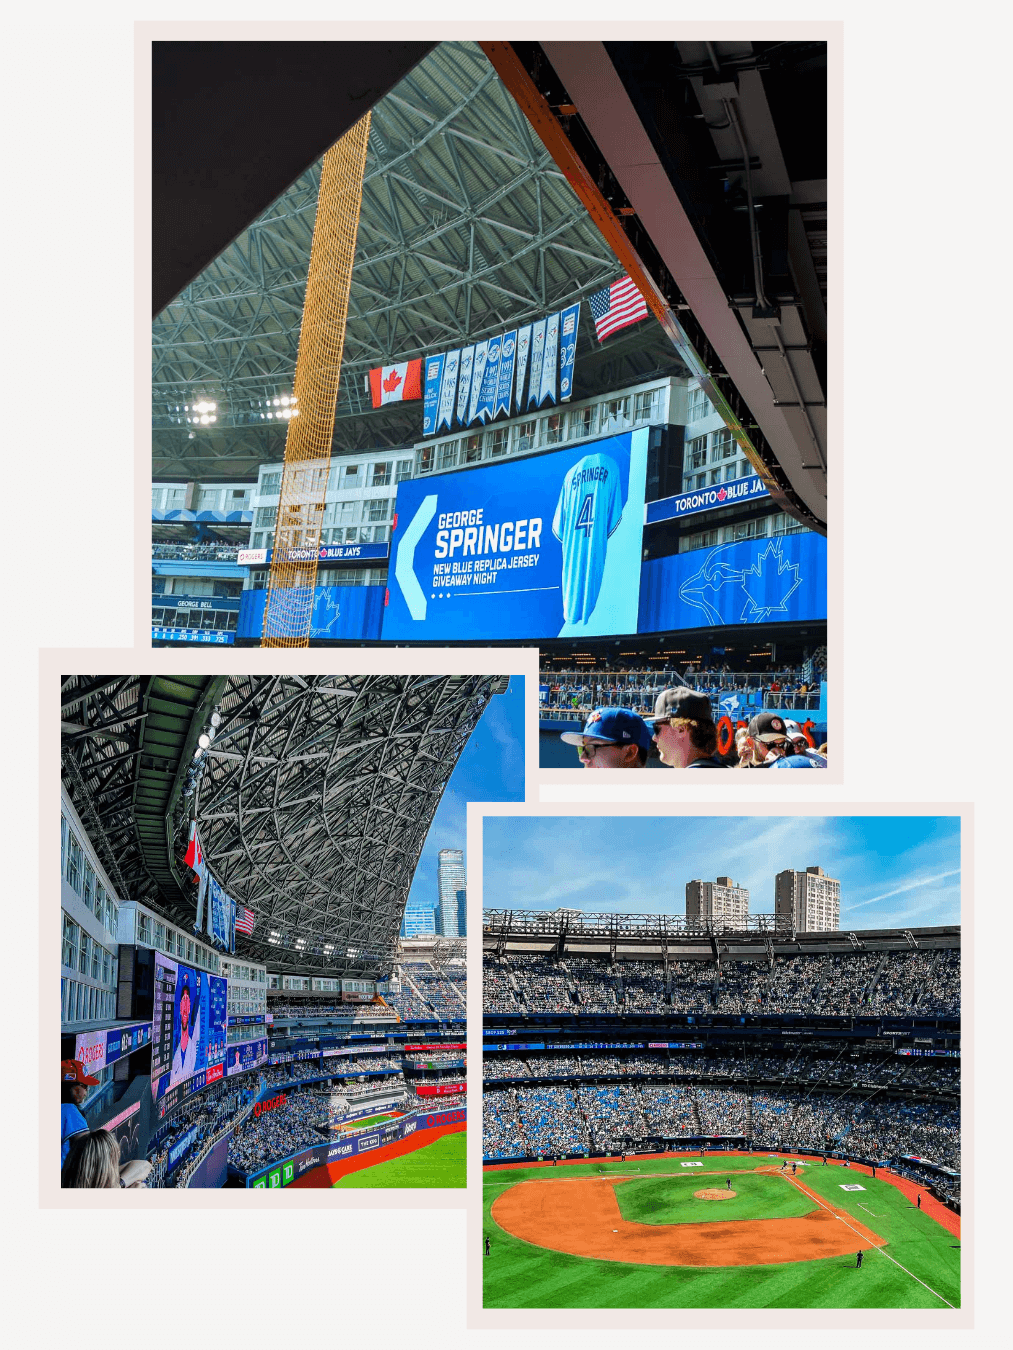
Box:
[552,452,623,623]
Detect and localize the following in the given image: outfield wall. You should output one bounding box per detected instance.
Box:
[242,1106,466,1188]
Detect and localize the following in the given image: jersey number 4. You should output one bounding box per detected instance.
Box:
[575,493,595,537]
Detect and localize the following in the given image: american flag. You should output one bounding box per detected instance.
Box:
[235,907,256,936]
[588,275,649,342]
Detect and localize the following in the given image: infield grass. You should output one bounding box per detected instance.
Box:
[483,1154,960,1309]
[616,1169,816,1226]
[332,1128,465,1188]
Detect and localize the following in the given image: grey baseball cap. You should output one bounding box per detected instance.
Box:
[648,686,714,726]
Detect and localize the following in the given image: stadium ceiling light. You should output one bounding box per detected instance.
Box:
[198,733,211,749]
[210,711,222,727]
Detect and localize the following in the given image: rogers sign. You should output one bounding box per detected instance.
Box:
[253,1092,287,1117]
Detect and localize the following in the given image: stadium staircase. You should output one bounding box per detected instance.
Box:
[910,949,941,1009]
[865,952,890,1003]
[689,1095,703,1133]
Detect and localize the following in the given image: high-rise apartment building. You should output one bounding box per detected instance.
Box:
[456,887,467,937]
[775,866,841,932]
[685,876,750,927]
[437,849,466,937]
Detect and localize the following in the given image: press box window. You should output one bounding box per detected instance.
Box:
[437,443,458,471]
[489,426,510,457]
[372,462,391,487]
[463,435,482,464]
[260,472,282,494]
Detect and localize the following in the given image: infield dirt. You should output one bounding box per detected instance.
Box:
[491,1167,886,1267]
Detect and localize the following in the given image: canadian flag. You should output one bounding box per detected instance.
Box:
[368,360,423,408]
[184,821,203,876]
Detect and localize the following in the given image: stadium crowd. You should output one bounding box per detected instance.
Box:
[482,1046,958,1094]
[148,1079,260,1187]
[484,1082,958,1174]
[483,950,960,1017]
[228,1090,332,1173]
[538,666,823,720]
[152,542,242,561]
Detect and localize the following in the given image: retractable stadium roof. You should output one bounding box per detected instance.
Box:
[152,39,827,532]
[151,40,686,480]
[61,673,508,978]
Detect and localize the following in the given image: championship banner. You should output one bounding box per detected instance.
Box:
[455,345,475,427]
[467,341,489,425]
[422,352,446,437]
[514,324,532,412]
[436,348,460,433]
[538,309,560,406]
[207,874,230,949]
[527,318,547,408]
[495,329,517,417]
[475,334,502,423]
[559,303,579,401]
[193,864,208,937]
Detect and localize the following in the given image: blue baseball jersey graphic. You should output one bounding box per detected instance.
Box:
[552,452,623,624]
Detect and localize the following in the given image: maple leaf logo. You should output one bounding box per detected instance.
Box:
[717,487,727,501]
[383,368,402,394]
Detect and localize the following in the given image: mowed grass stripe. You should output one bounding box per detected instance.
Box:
[482,1155,960,1308]
[333,1130,465,1188]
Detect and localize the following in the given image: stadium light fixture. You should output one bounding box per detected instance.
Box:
[198,732,211,749]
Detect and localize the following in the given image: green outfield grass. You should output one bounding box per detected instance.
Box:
[483,1155,960,1309]
[333,1129,465,1188]
[616,1169,817,1226]
[342,1112,402,1129]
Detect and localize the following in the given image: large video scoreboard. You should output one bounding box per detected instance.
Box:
[150,953,228,1119]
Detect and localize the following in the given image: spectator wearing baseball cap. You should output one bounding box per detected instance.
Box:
[745,713,827,768]
[61,1059,99,1166]
[649,687,728,768]
[560,707,653,768]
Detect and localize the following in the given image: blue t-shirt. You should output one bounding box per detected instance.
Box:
[552,452,623,624]
[61,1103,89,1168]
[768,752,828,769]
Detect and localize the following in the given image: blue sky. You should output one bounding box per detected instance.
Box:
[483,815,961,931]
[407,675,525,912]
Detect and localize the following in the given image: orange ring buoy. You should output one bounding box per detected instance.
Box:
[716,715,735,757]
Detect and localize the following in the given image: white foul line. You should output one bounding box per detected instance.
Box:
[782,1174,956,1309]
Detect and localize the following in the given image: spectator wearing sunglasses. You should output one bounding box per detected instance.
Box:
[649,688,728,768]
[744,712,827,768]
[559,708,652,768]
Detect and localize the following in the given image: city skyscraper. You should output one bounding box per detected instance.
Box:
[456,887,467,937]
[400,902,436,938]
[685,876,750,927]
[437,848,466,937]
[775,866,841,932]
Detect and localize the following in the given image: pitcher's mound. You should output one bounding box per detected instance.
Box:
[695,1188,736,1200]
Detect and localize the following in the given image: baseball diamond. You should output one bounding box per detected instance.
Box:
[483,1153,960,1309]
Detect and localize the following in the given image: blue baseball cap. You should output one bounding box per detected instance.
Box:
[560,707,653,752]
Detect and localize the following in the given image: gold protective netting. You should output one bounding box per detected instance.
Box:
[262,113,371,646]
